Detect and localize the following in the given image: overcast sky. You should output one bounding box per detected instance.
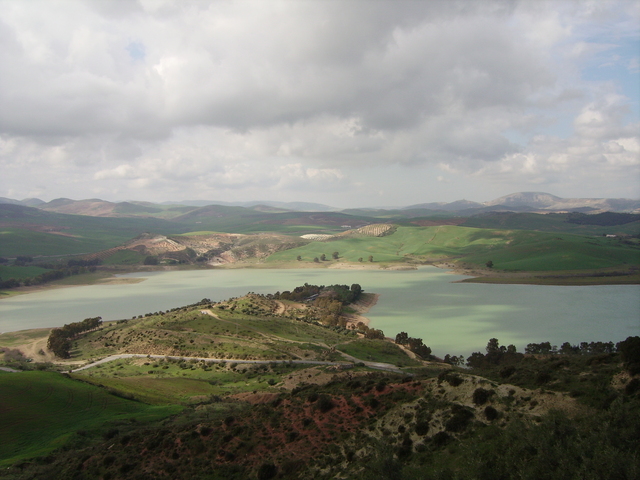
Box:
[0,0,638,208]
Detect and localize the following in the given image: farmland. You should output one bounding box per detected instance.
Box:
[266,225,640,273]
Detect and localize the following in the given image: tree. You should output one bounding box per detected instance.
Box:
[617,336,640,374]
[395,332,409,345]
[365,328,385,340]
[144,256,159,265]
[486,338,501,354]
[358,257,363,262]
[332,251,339,260]
[368,255,373,262]
[313,257,319,263]
[296,256,302,261]
[486,260,494,268]
[47,329,71,358]
[320,254,326,261]
[408,337,432,358]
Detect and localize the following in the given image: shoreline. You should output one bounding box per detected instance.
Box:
[342,292,380,329]
[2,261,638,300]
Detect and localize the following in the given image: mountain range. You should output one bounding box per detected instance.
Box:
[0,192,638,217]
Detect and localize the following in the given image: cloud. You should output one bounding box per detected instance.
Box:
[0,0,637,204]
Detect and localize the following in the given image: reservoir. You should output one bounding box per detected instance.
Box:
[1,267,638,357]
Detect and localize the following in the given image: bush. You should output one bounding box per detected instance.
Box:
[472,388,494,406]
[445,405,474,433]
[484,406,499,421]
[257,463,278,480]
[415,421,430,436]
[438,371,464,387]
[316,394,334,413]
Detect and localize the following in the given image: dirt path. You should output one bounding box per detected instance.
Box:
[67,352,406,375]
[273,300,286,315]
[67,354,353,373]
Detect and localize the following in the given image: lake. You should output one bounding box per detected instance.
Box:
[1,267,638,357]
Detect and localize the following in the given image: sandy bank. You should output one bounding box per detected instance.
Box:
[342,292,379,328]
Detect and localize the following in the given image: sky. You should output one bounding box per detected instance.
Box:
[0,0,638,208]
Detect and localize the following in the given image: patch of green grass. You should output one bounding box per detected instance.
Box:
[336,339,420,366]
[101,249,147,265]
[0,371,180,465]
[462,212,640,236]
[265,225,640,272]
[73,359,308,403]
[0,265,51,280]
[0,329,50,348]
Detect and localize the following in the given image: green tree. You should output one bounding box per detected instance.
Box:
[617,336,640,374]
[395,332,409,345]
[358,257,363,262]
[296,255,302,261]
[368,255,374,262]
[313,257,319,263]
[144,255,159,265]
[332,251,339,259]
[486,338,501,354]
[486,260,494,268]
[320,253,326,261]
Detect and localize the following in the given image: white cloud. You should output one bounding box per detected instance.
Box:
[0,0,637,204]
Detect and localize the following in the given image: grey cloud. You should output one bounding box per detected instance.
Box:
[0,0,637,204]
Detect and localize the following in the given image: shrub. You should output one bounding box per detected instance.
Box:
[316,394,334,413]
[484,406,499,421]
[445,405,474,433]
[625,378,640,396]
[415,421,430,436]
[472,388,495,406]
[257,463,278,480]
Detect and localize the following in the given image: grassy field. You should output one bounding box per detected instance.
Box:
[336,339,421,367]
[100,249,147,265]
[462,212,640,236]
[0,265,50,280]
[72,358,312,404]
[265,225,640,272]
[0,205,188,257]
[0,371,180,465]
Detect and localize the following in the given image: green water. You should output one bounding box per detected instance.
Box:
[1,267,638,356]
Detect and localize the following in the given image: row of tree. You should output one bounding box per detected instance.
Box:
[47,317,103,358]
[465,337,640,369]
[525,340,616,355]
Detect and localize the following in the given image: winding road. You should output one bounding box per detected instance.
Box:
[67,353,404,374]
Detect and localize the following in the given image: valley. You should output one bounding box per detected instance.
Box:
[1,285,639,479]
[1,194,639,479]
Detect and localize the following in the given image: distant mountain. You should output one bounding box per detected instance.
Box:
[402,193,639,214]
[39,198,119,216]
[484,192,640,213]
[404,199,483,211]
[0,193,637,218]
[484,192,563,208]
[163,200,337,212]
[21,198,45,206]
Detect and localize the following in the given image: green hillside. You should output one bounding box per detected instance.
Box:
[0,371,179,465]
[266,225,640,271]
[0,204,188,257]
[462,212,640,236]
[1,288,639,479]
